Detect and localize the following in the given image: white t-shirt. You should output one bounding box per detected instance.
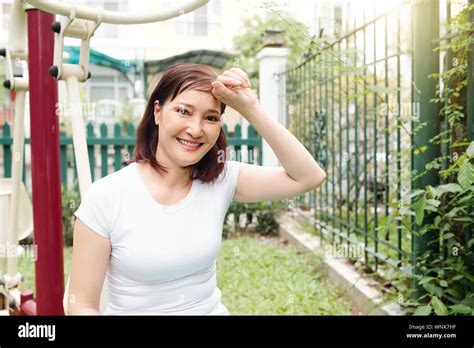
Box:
[74,160,240,315]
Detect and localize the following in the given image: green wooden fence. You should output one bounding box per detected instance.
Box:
[0,121,262,191]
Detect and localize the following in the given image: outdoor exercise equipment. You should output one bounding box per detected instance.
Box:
[0,0,34,315]
[1,0,209,315]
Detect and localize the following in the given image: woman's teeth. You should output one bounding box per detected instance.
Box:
[177,138,202,147]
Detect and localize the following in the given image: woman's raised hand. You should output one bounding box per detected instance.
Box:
[211,67,259,118]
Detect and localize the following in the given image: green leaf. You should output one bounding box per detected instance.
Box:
[399,206,416,217]
[445,207,463,218]
[413,193,426,226]
[413,305,432,316]
[426,199,441,207]
[449,304,472,314]
[458,159,474,189]
[415,145,428,155]
[445,288,462,299]
[418,277,435,285]
[376,215,391,234]
[461,272,474,283]
[431,296,448,315]
[454,217,472,222]
[408,189,425,199]
[439,280,448,287]
[430,183,463,197]
[423,282,443,297]
[457,193,474,203]
[424,205,438,212]
[466,141,474,158]
[461,294,474,306]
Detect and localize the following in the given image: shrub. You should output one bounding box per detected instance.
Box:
[61,182,80,247]
[224,200,286,237]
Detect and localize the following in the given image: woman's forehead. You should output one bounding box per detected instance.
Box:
[170,90,220,111]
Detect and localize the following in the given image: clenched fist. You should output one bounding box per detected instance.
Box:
[211,67,259,118]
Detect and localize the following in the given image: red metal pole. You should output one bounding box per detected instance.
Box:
[19,290,37,316]
[26,9,64,315]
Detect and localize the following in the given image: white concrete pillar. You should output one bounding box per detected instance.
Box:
[256,46,288,167]
[240,117,249,163]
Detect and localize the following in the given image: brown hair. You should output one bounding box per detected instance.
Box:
[131,63,228,184]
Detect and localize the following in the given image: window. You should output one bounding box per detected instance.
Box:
[1,3,11,35]
[87,0,119,38]
[88,74,131,104]
[92,76,115,84]
[118,86,128,100]
[90,86,115,102]
[174,18,189,36]
[193,4,208,36]
[172,1,208,37]
[103,1,119,38]
[210,0,220,16]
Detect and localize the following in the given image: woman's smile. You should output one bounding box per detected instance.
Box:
[176,137,204,152]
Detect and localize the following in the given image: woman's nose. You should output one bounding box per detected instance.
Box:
[186,118,204,137]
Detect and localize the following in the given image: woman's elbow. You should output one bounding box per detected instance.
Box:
[66,294,101,315]
[67,303,101,315]
[309,170,326,190]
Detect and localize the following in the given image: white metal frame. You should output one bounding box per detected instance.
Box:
[0,0,31,298]
[23,0,208,25]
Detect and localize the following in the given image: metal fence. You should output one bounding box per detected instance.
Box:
[282,0,473,277]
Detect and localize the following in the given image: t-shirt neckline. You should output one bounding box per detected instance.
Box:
[132,162,197,213]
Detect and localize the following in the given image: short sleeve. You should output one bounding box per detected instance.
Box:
[224,160,240,203]
[74,180,112,238]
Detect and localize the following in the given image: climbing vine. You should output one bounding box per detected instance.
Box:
[398,3,474,316]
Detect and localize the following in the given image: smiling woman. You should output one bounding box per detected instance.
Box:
[66,63,326,316]
[133,64,228,185]
[67,63,240,316]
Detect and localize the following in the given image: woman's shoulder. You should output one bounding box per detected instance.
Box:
[88,162,136,193]
[223,160,240,177]
[213,160,240,185]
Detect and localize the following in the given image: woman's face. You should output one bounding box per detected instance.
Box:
[154,89,222,168]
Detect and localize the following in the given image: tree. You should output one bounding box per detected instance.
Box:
[227,12,316,94]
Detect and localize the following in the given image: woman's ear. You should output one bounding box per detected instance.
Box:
[154,101,161,126]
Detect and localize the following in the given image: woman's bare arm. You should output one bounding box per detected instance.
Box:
[212,68,326,203]
[66,218,111,315]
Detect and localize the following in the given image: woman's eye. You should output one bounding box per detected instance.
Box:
[177,107,189,115]
[207,116,219,122]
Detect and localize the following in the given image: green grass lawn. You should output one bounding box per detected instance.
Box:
[17,234,352,315]
[17,246,73,292]
[218,233,352,315]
